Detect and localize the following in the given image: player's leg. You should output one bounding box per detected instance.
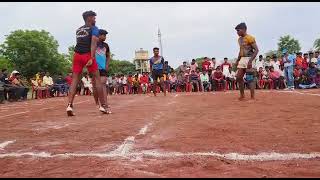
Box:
[152,71,157,96]
[160,76,166,96]
[236,68,246,100]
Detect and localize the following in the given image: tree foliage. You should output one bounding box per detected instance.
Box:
[108,59,136,76]
[0,30,71,79]
[314,38,320,51]
[277,35,301,54]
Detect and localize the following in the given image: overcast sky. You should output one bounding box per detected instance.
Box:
[0,2,319,68]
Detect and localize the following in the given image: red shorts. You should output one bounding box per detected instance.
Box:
[72,52,98,74]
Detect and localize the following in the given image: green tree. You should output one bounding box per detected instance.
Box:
[108,59,136,76]
[1,30,70,79]
[313,38,320,51]
[264,50,280,58]
[277,35,301,54]
[0,56,15,72]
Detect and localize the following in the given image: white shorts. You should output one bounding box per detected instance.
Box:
[237,57,251,69]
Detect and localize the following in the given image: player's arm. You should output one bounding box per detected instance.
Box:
[248,42,259,68]
[87,27,99,66]
[106,45,111,71]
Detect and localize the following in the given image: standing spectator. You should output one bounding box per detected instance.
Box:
[202,57,211,72]
[127,73,133,94]
[189,70,199,92]
[164,61,171,75]
[295,52,303,69]
[255,55,264,71]
[264,56,271,69]
[257,67,264,89]
[307,62,317,83]
[212,66,226,91]
[283,49,295,90]
[81,72,93,95]
[43,72,54,97]
[178,61,189,78]
[132,74,140,94]
[270,54,280,73]
[200,69,210,92]
[221,57,232,77]
[302,53,309,71]
[316,51,320,69]
[65,72,73,87]
[309,52,317,64]
[190,59,198,72]
[121,74,127,94]
[209,57,216,71]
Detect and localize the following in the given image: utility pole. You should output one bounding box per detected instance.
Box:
[158,28,163,57]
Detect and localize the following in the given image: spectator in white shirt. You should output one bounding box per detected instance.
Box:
[81,73,93,95]
[225,67,236,90]
[200,70,211,92]
[270,54,280,73]
[264,56,271,68]
[43,72,54,96]
[255,55,264,71]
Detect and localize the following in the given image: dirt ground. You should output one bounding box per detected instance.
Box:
[0,89,319,177]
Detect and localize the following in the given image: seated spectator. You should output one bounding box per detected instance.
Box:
[316,51,320,70]
[279,65,286,89]
[269,66,281,89]
[37,72,49,98]
[140,72,149,94]
[81,72,93,95]
[53,74,69,96]
[307,62,317,83]
[30,77,39,99]
[168,71,177,92]
[212,66,226,91]
[10,71,29,101]
[299,72,316,89]
[225,67,236,90]
[293,65,302,89]
[189,70,199,92]
[310,52,318,64]
[262,67,273,89]
[257,67,264,89]
[0,69,18,101]
[316,70,320,88]
[200,70,211,92]
[43,72,54,97]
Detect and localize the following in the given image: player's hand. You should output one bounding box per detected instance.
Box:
[86,59,93,67]
[247,61,253,69]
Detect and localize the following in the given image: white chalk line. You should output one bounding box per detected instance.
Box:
[0,150,319,161]
[0,111,30,119]
[0,140,15,150]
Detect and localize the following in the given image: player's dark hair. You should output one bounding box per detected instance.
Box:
[99,29,108,35]
[153,47,159,51]
[82,10,97,21]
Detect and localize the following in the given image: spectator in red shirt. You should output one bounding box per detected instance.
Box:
[65,72,72,86]
[140,72,149,94]
[293,65,302,89]
[269,66,280,89]
[212,66,226,91]
[302,53,309,71]
[127,73,134,94]
[202,57,211,72]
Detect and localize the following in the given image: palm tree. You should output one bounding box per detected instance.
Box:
[314,38,320,51]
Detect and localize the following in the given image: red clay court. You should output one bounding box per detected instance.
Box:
[0,89,319,177]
